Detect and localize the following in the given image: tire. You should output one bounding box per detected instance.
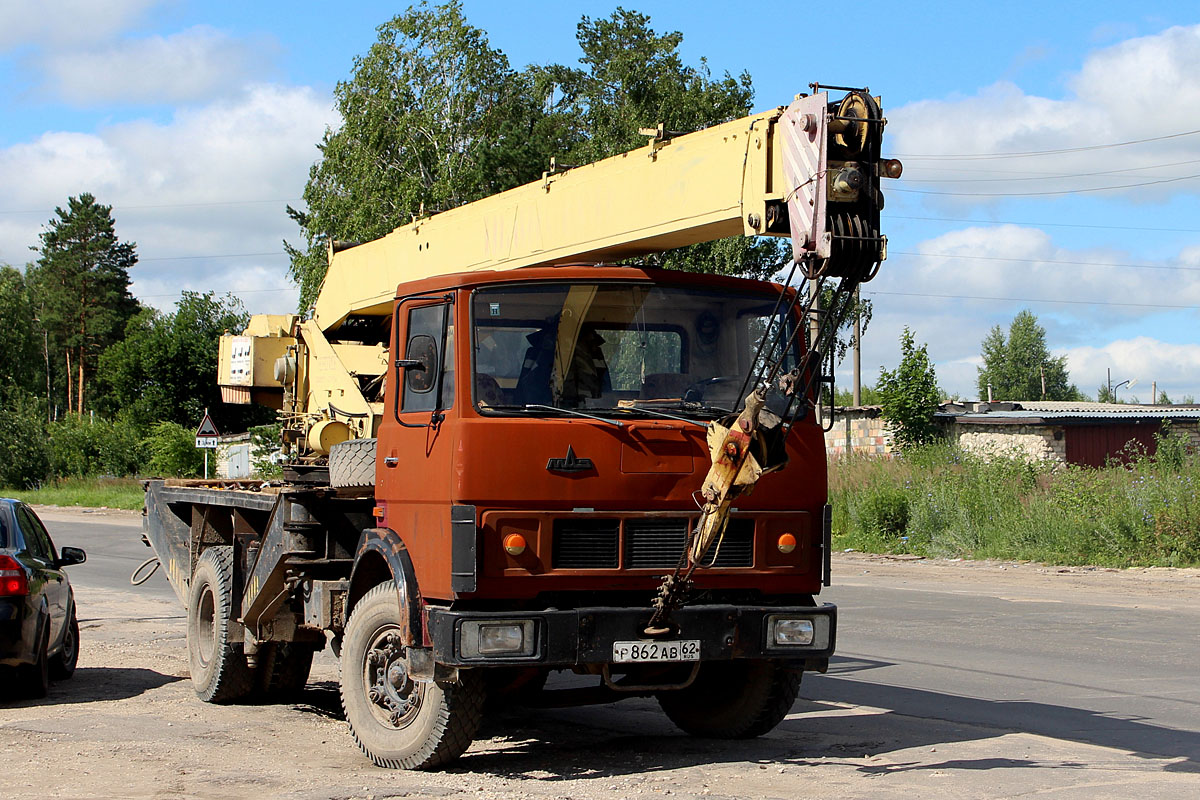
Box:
[340,583,484,769]
[19,623,50,699]
[187,546,254,703]
[257,641,315,698]
[657,659,800,739]
[49,606,79,680]
[329,437,377,489]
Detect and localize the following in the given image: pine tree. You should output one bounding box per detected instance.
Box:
[28,193,139,415]
[0,265,44,397]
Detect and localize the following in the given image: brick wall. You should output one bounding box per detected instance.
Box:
[825,408,894,457]
[1170,421,1200,451]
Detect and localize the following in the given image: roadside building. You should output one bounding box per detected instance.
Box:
[935,401,1200,467]
[825,401,1200,466]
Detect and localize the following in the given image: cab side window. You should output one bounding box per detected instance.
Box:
[401,303,454,413]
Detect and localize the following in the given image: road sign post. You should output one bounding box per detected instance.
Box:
[195,409,220,479]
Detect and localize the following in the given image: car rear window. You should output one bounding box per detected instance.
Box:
[0,505,11,548]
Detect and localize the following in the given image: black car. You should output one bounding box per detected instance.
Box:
[0,499,86,697]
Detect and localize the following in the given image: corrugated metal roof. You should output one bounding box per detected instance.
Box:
[937,400,1200,422]
[1016,401,1200,414]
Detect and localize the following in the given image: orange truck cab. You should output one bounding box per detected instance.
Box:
[373,264,835,667]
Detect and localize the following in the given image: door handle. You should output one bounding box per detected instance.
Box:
[384,457,400,468]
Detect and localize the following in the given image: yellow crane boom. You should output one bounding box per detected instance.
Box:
[219,86,897,454]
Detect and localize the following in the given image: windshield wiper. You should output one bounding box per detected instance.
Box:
[486,403,624,427]
[620,398,732,417]
[603,405,709,428]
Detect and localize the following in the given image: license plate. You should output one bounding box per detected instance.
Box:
[612,639,701,663]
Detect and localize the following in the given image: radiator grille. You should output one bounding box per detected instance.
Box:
[624,518,689,569]
[707,518,754,568]
[552,519,619,569]
[624,517,755,569]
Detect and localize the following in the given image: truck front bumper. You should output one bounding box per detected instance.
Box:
[426,602,836,669]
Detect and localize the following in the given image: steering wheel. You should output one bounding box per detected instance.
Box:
[684,376,740,403]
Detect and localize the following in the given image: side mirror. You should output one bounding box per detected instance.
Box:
[58,546,86,567]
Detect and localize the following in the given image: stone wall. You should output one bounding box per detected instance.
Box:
[1168,420,1200,451]
[825,408,894,457]
[951,423,1067,464]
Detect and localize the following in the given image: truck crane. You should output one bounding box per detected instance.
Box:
[142,82,899,770]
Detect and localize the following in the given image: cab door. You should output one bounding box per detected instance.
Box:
[379,294,458,599]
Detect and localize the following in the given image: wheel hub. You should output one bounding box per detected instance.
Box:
[365,629,422,728]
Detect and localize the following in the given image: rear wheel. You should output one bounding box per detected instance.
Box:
[187,546,253,703]
[257,641,316,698]
[340,583,484,769]
[19,623,50,698]
[657,659,800,738]
[49,607,79,680]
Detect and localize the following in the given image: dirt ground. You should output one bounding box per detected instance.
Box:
[3,508,1199,799]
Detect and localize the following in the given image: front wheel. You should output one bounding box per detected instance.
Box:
[340,583,484,769]
[657,659,800,738]
[48,607,79,680]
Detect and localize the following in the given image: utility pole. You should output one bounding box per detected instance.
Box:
[1040,364,1046,399]
[1107,367,1112,402]
[852,286,861,406]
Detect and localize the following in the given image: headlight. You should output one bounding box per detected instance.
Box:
[460,619,536,658]
[768,615,830,648]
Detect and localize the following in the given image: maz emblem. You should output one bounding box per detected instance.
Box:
[546,445,594,473]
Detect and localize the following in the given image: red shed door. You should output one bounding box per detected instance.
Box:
[1065,423,1159,467]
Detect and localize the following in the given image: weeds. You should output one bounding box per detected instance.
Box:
[4,477,144,510]
[829,436,1200,567]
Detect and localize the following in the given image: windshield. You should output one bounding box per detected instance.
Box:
[471,282,797,418]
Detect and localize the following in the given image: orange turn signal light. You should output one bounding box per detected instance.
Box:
[777,533,797,554]
[503,533,527,556]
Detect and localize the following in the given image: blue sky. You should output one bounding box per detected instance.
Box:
[2,1,1199,401]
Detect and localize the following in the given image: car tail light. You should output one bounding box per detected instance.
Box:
[0,555,28,596]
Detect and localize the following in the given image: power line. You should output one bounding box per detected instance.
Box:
[137,287,296,299]
[137,251,286,263]
[886,214,1200,234]
[888,128,1200,160]
[889,250,1200,273]
[891,172,1200,197]
[863,289,1199,310]
[0,198,302,215]
[898,157,1200,183]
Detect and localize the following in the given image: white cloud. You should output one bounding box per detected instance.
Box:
[0,83,338,314]
[1063,337,1200,401]
[39,25,277,105]
[0,0,158,50]
[875,224,1200,335]
[841,225,1200,400]
[887,25,1200,204]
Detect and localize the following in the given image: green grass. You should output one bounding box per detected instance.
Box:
[3,477,145,510]
[829,434,1200,568]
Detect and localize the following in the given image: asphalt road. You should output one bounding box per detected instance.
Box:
[40,509,175,601]
[810,564,1200,774]
[29,509,1200,797]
